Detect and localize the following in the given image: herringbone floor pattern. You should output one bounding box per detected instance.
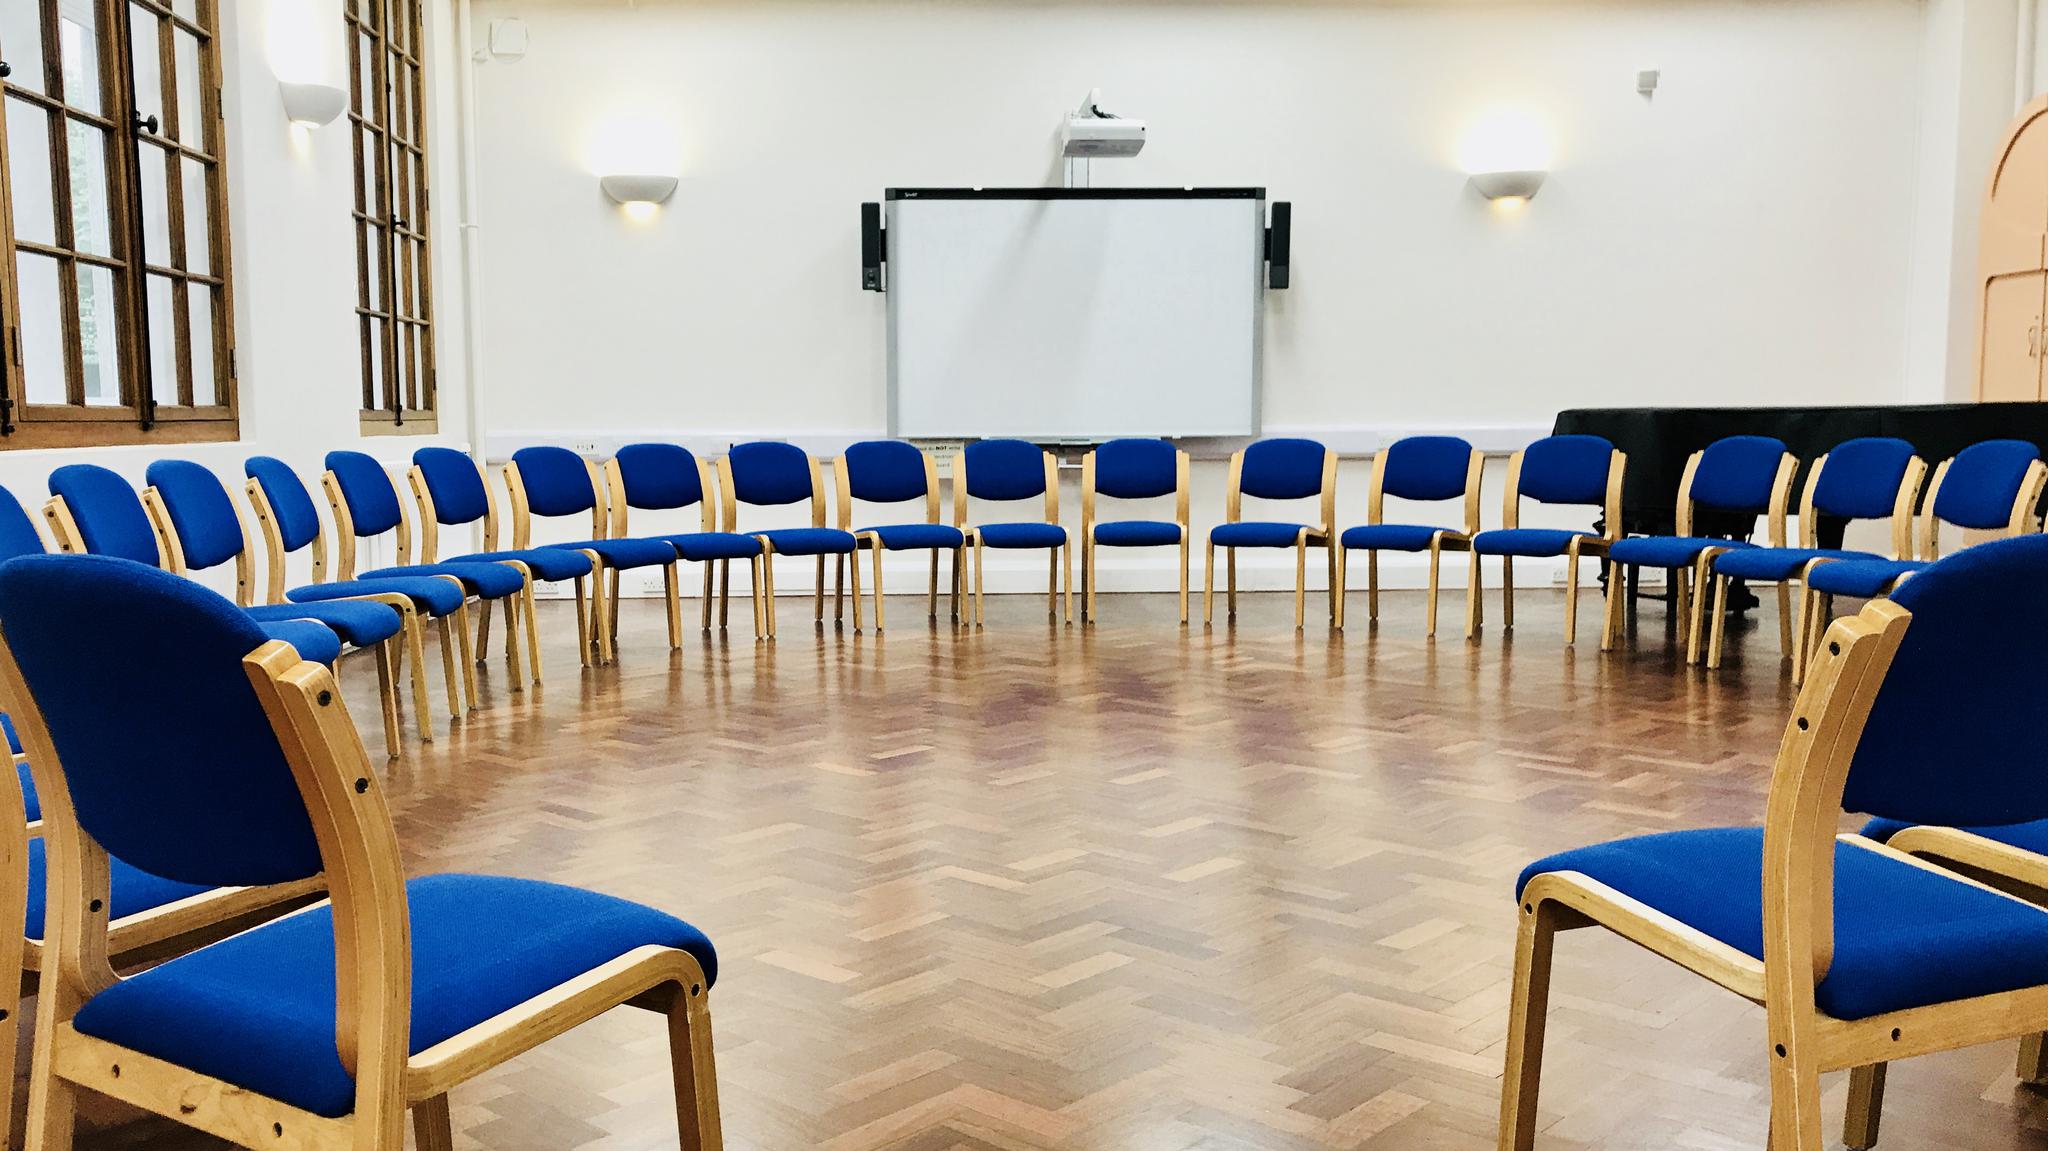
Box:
[50,589,2048,1150]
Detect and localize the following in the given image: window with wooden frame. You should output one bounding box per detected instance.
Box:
[349,0,434,434]
[0,0,237,448]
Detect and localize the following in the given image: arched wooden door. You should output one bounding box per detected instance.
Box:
[1978,94,2048,401]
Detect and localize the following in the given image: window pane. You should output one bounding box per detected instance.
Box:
[15,253,63,403]
[66,120,112,257]
[172,0,197,29]
[357,37,374,123]
[56,4,100,114]
[367,317,383,407]
[181,157,208,273]
[6,97,53,244]
[78,263,122,405]
[145,272,175,405]
[128,7,161,125]
[357,126,374,215]
[189,284,213,405]
[138,141,168,265]
[173,29,202,149]
[1,0,45,94]
[365,223,380,309]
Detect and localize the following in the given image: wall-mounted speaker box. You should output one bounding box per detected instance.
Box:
[861,202,884,291]
[1266,202,1291,290]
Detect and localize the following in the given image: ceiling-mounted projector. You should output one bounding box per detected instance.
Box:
[1063,89,1145,158]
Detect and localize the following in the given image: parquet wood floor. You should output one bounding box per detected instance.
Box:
[47,590,2048,1150]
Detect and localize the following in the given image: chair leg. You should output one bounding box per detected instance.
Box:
[608,568,624,660]
[2020,1034,2048,1085]
[928,549,940,620]
[973,538,985,627]
[814,555,826,625]
[373,638,401,758]
[1600,563,1624,652]
[834,554,845,624]
[1333,546,1348,631]
[1686,556,1714,665]
[1497,898,1563,1151]
[872,545,888,632]
[1294,541,1307,629]
[1563,548,1581,646]
[1203,540,1216,625]
[454,602,480,710]
[1426,543,1443,638]
[668,983,725,1151]
[1047,549,1058,620]
[664,564,683,650]
[596,568,617,664]
[22,1011,78,1151]
[573,575,592,667]
[1178,539,1189,625]
[523,585,544,685]
[401,615,434,741]
[1707,574,1731,669]
[476,598,493,665]
[700,563,714,631]
[1327,544,1338,624]
[1766,1034,1826,1151]
[951,546,964,622]
[1083,537,1095,623]
[1062,540,1073,624]
[1843,1063,1886,1151]
[414,1094,455,1151]
[437,615,466,718]
[1227,547,1238,620]
[718,559,731,630]
[1367,551,1379,623]
[1466,550,1484,639]
[848,549,863,632]
[762,553,778,639]
[1791,586,1812,685]
[751,557,767,639]
[1777,582,1794,657]
[500,596,525,690]
[1502,556,1516,631]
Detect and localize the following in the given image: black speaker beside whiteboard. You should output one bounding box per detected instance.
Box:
[871,188,1289,441]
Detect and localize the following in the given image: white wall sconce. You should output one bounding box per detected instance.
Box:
[600,174,678,218]
[1469,169,1547,202]
[279,81,346,129]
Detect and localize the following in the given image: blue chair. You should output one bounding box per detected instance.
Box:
[835,440,963,631]
[42,464,378,693]
[1502,536,2048,1151]
[1206,437,1335,630]
[953,439,1070,628]
[606,443,768,640]
[244,455,475,730]
[1702,437,1924,680]
[142,459,418,759]
[1467,434,1624,644]
[323,451,534,706]
[717,441,861,639]
[0,554,724,1150]
[1080,438,1188,624]
[1802,440,2045,675]
[505,445,684,664]
[1335,435,1480,636]
[1599,435,1796,661]
[408,446,597,676]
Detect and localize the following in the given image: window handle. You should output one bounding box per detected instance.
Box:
[134,111,158,135]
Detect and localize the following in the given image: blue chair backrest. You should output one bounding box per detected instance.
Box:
[245,457,324,554]
[48,465,157,565]
[324,451,404,537]
[1239,438,1327,501]
[1094,438,1176,501]
[963,439,1047,502]
[0,554,323,886]
[511,446,601,518]
[413,447,492,527]
[0,486,44,562]
[1931,440,2040,530]
[726,442,813,507]
[1812,437,1917,519]
[1844,534,2048,826]
[1688,435,1788,512]
[146,460,245,572]
[614,443,706,511]
[1380,436,1472,503]
[1518,435,1613,506]
[842,441,929,504]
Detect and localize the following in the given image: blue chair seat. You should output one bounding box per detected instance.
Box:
[443,548,594,582]
[25,838,208,941]
[1472,528,1598,558]
[755,528,857,557]
[1518,827,2048,1021]
[1806,559,1929,599]
[1711,547,1878,582]
[975,522,1069,550]
[361,562,525,600]
[1210,521,1314,549]
[659,533,765,562]
[1094,520,1182,548]
[1862,817,2048,856]
[1608,535,1756,570]
[1339,524,1450,553]
[257,619,343,666]
[857,524,965,551]
[245,601,402,649]
[543,538,680,570]
[288,577,465,617]
[72,874,718,1119]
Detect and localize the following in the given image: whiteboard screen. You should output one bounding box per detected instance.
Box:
[887,190,1263,440]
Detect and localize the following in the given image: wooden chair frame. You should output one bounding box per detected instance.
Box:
[1465,448,1626,644]
[1,628,723,1151]
[502,457,632,664]
[1334,447,1482,636]
[1796,457,2046,687]
[952,448,1069,628]
[1204,448,1338,630]
[834,450,958,633]
[1600,448,1798,664]
[1079,447,1189,625]
[242,475,465,743]
[604,456,767,643]
[1500,594,2048,1151]
[403,459,552,686]
[716,451,861,639]
[1702,452,1926,682]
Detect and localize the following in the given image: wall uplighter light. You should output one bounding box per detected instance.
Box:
[600,174,679,220]
[279,81,346,129]
[1460,106,1552,207]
